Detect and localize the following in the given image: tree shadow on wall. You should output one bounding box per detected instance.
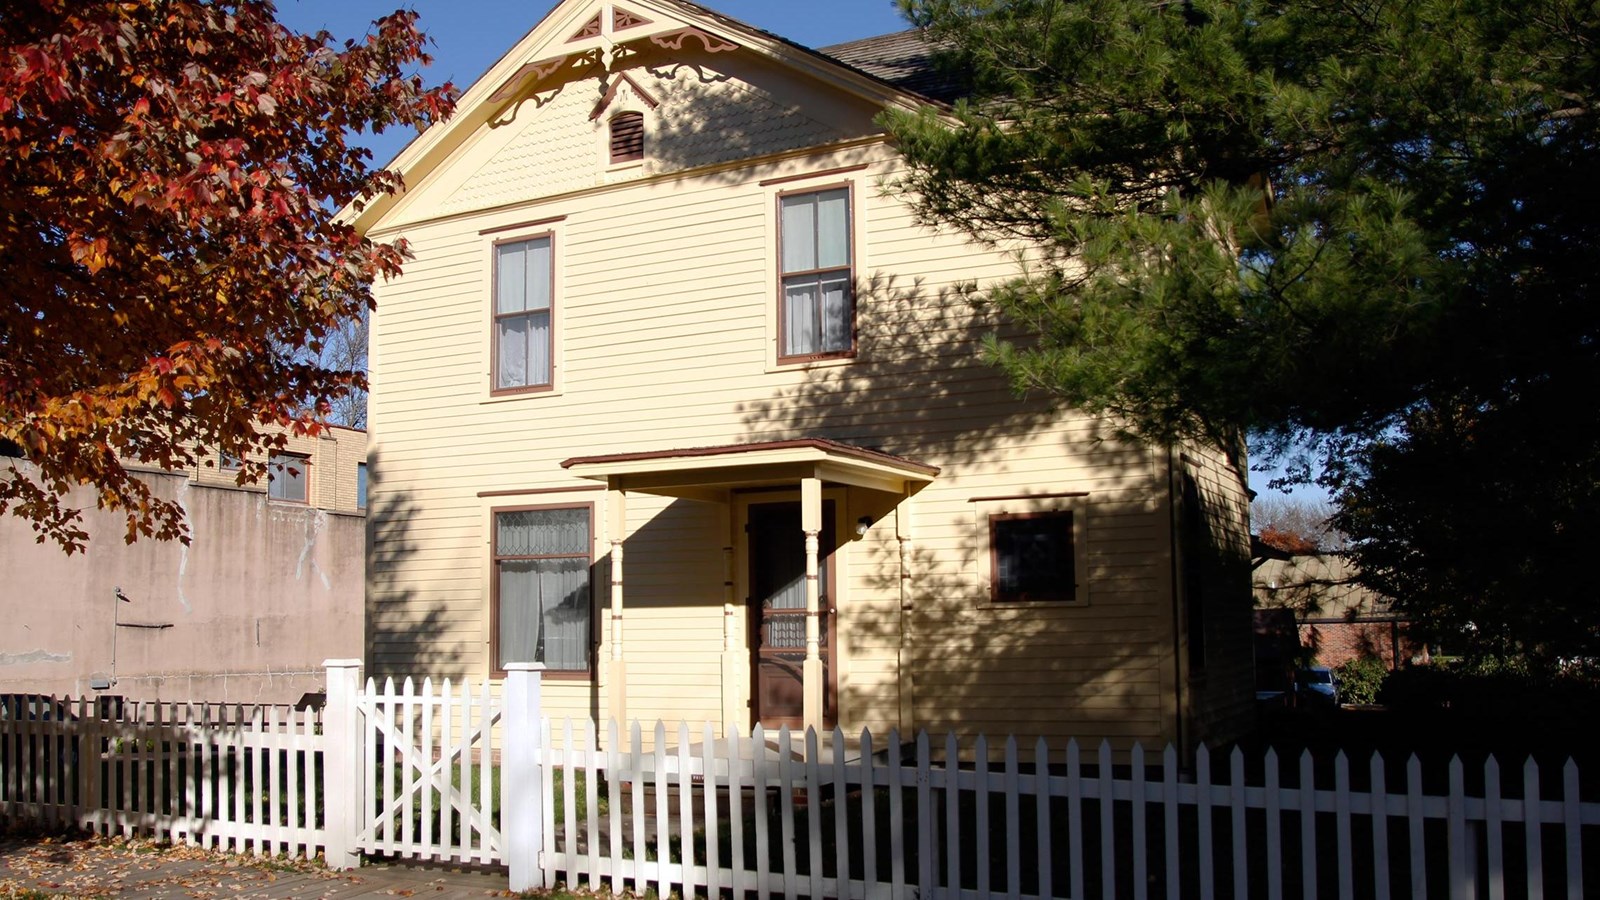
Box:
[736,271,1106,460]
[731,273,1184,750]
[840,532,1180,756]
[633,45,877,183]
[364,450,604,722]
[363,451,495,686]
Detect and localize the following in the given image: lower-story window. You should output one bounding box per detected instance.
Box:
[990,511,1078,603]
[493,504,593,675]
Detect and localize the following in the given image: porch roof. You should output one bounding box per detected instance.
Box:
[560,438,939,502]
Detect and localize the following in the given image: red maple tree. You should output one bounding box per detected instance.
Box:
[1257,525,1321,556]
[1,0,455,550]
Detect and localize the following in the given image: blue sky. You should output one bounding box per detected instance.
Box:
[276,0,911,161]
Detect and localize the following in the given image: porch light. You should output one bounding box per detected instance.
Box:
[855,515,873,536]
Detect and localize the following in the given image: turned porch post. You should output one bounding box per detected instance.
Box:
[897,493,917,732]
[800,476,824,734]
[607,485,627,726]
[719,502,741,731]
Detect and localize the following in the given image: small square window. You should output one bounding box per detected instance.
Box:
[990,511,1077,603]
[219,451,242,471]
[268,453,309,503]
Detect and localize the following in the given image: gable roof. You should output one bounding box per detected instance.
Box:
[818,29,962,104]
[663,1,960,103]
[346,0,955,235]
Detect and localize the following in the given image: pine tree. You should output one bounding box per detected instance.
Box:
[885,0,1600,667]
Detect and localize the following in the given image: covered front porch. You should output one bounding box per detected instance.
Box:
[561,439,938,736]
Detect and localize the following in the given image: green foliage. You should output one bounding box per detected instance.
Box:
[1332,386,1600,670]
[1333,657,1389,707]
[1377,657,1600,721]
[886,0,1600,666]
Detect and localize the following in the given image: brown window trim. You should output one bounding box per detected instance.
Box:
[478,485,605,498]
[775,182,857,366]
[988,510,1078,604]
[490,232,557,397]
[759,164,869,188]
[969,490,1089,504]
[267,451,310,504]
[479,215,567,237]
[490,502,596,680]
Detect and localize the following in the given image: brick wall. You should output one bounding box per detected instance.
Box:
[1301,618,1428,670]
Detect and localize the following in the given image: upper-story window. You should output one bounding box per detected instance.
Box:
[609,111,645,164]
[494,235,554,393]
[778,187,854,362]
[357,462,368,510]
[268,452,309,503]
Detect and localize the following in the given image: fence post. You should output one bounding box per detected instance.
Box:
[322,658,363,871]
[504,662,546,892]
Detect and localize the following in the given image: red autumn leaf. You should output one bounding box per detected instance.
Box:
[0,0,457,552]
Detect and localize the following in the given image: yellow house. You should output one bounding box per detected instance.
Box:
[352,0,1254,751]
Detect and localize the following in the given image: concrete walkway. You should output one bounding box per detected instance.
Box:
[0,835,516,898]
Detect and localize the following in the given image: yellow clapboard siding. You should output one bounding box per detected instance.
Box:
[359,47,1255,754]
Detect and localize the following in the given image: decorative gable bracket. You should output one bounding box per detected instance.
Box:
[489,51,602,102]
[647,28,738,54]
[567,5,653,43]
[493,4,743,104]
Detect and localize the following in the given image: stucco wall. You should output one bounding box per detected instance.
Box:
[0,463,365,705]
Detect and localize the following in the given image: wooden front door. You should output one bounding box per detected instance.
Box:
[747,500,835,728]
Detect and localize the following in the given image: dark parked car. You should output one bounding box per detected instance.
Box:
[1295,666,1340,708]
[0,694,77,721]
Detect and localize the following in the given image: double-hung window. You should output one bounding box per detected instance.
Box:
[493,505,593,675]
[778,187,853,361]
[494,235,554,392]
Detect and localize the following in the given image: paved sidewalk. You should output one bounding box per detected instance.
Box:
[0,834,517,898]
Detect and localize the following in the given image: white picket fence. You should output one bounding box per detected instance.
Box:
[0,695,325,858]
[6,661,1600,900]
[529,719,1600,900]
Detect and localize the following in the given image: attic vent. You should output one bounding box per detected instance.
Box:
[568,12,602,42]
[612,7,652,30]
[609,112,645,164]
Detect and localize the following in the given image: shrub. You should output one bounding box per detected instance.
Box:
[1335,656,1390,706]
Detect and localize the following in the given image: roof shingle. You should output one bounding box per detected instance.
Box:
[818,29,963,104]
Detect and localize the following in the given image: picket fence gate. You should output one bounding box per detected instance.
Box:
[343,670,504,865]
[7,661,1600,899]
